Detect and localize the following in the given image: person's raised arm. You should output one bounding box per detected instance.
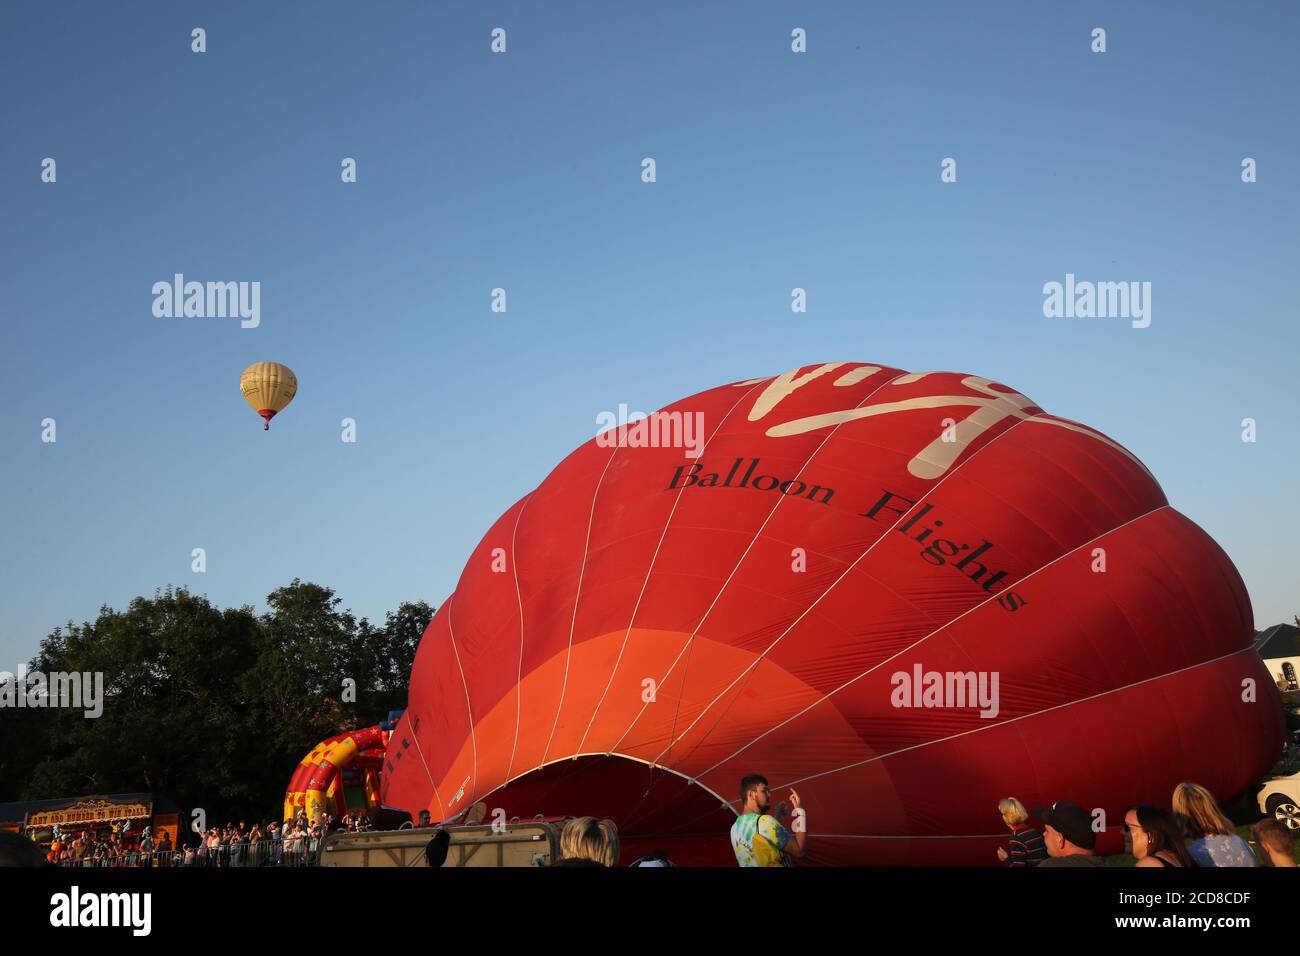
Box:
[784,789,808,858]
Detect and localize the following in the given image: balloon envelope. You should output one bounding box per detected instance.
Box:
[383,364,1282,865]
[240,362,297,429]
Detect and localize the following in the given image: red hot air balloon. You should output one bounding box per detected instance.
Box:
[382,363,1283,865]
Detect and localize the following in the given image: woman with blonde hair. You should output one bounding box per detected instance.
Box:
[995,797,1046,866]
[553,816,620,867]
[1172,781,1256,867]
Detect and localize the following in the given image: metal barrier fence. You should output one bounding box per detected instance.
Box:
[53,838,329,868]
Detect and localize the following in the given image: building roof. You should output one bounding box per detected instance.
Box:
[1255,623,1300,661]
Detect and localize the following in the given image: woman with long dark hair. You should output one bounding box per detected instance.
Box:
[1124,805,1196,867]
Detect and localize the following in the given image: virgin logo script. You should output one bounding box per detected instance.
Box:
[667,463,1027,612]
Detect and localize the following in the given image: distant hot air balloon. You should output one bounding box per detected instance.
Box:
[240,362,297,430]
[382,363,1283,865]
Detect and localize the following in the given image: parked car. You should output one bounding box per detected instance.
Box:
[1257,768,1300,831]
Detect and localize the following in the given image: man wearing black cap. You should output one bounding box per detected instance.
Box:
[1034,801,1106,867]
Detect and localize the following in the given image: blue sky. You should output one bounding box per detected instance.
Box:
[2,1,1297,668]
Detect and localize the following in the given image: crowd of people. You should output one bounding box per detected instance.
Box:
[724,774,1297,869]
[5,775,1294,868]
[35,809,377,868]
[547,774,1293,868]
[42,822,174,867]
[994,780,1295,869]
[986,780,1297,869]
[986,780,1296,868]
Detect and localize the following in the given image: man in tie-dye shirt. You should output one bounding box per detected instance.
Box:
[730,775,807,866]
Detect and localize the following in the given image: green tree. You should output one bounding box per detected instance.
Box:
[1,582,434,829]
[13,587,263,812]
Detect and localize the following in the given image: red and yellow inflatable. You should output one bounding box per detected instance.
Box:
[284,724,390,824]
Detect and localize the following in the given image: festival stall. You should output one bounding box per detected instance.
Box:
[0,793,181,851]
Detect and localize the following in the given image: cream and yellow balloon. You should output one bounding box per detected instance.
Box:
[239,362,298,430]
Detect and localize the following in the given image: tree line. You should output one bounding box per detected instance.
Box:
[0,580,431,824]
